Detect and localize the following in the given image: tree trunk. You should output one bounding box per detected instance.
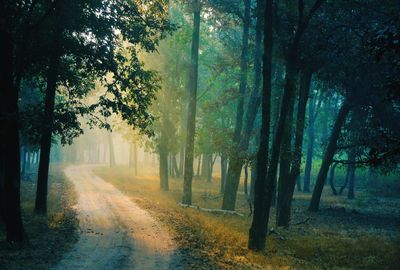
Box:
[277,68,312,227]
[296,175,301,191]
[329,162,338,195]
[309,100,351,211]
[248,0,272,251]
[249,159,256,202]
[179,144,184,176]
[220,155,227,194]
[201,154,211,178]
[108,133,116,167]
[208,154,216,182]
[35,42,61,214]
[303,94,317,192]
[0,153,4,224]
[276,89,295,225]
[244,163,249,196]
[196,155,201,177]
[134,142,138,176]
[159,147,169,191]
[222,158,243,210]
[347,150,356,199]
[173,155,180,178]
[182,0,200,205]
[0,24,25,241]
[339,168,349,195]
[20,146,26,178]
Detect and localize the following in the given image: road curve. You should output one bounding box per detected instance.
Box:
[54,165,182,270]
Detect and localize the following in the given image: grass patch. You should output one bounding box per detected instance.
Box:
[94,165,400,270]
[0,165,78,270]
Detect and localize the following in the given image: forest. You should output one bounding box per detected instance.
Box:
[0,0,399,269]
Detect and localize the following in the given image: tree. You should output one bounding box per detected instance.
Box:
[182,0,201,205]
[221,0,253,211]
[248,0,273,251]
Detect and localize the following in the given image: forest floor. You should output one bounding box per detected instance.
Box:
[95,165,400,270]
[0,165,78,270]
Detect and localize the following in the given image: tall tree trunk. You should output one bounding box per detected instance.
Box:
[222,0,259,210]
[329,162,338,195]
[182,0,200,205]
[244,163,249,196]
[220,155,227,194]
[276,89,295,225]
[339,162,351,195]
[196,155,201,177]
[179,144,184,176]
[249,159,256,202]
[248,0,273,251]
[108,133,115,167]
[35,42,61,214]
[0,24,25,241]
[21,146,27,177]
[309,100,351,211]
[277,68,312,227]
[159,147,169,191]
[0,153,4,224]
[296,176,301,191]
[134,142,138,176]
[201,154,211,178]
[347,150,356,199]
[303,94,317,192]
[208,154,216,182]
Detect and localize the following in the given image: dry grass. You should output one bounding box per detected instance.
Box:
[95,165,400,270]
[0,165,78,270]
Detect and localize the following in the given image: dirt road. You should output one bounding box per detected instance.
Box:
[54,165,183,270]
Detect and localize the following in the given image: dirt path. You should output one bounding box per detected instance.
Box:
[54,165,183,270]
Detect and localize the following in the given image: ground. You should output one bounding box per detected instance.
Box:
[95,165,400,270]
[1,164,399,269]
[0,165,78,270]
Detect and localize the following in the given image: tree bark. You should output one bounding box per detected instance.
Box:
[303,93,317,192]
[329,162,338,195]
[309,100,351,211]
[196,155,201,177]
[244,163,249,196]
[182,0,200,205]
[347,150,356,199]
[276,88,295,225]
[277,68,312,227]
[339,167,350,195]
[134,142,138,176]
[159,147,169,191]
[35,41,61,214]
[173,155,179,178]
[108,133,116,167]
[201,154,211,178]
[248,0,273,251]
[220,154,227,194]
[0,22,25,241]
